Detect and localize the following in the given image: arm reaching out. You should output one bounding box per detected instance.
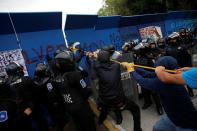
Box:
[155,66,185,85]
[177,67,192,72]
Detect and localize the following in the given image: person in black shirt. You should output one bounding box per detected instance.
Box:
[92,50,142,131]
[54,51,96,131]
[4,62,35,131]
[0,75,17,131]
[34,62,69,131]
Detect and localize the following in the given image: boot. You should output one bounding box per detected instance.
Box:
[134,127,142,131]
[114,110,123,125]
[142,102,152,109]
[157,107,163,115]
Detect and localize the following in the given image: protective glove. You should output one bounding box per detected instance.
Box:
[24,107,32,116]
[127,63,135,73]
[121,62,135,73]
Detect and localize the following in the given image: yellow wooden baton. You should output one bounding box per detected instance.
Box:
[110,59,176,73]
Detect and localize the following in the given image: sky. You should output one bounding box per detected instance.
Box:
[0,0,103,14]
[0,0,104,30]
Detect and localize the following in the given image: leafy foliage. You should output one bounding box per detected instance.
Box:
[98,0,197,16]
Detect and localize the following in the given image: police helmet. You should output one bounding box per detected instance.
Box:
[34,63,50,77]
[157,38,165,48]
[102,44,115,55]
[53,49,62,57]
[122,42,131,51]
[179,28,187,33]
[6,62,24,76]
[157,38,165,44]
[167,32,180,44]
[180,28,189,39]
[55,51,75,72]
[55,51,73,61]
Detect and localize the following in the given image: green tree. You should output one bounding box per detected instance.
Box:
[98,0,197,16]
[98,0,132,16]
[130,0,167,14]
[167,0,197,10]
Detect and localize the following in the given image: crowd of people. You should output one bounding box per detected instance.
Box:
[0,27,197,131]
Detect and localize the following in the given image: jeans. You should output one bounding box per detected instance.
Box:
[153,115,197,131]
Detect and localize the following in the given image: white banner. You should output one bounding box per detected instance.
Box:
[0,49,28,76]
[139,26,163,42]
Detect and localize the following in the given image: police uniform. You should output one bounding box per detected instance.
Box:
[54,51,96,131]
[34,62,70,131]
[0,76,17,131]
[6,62,35,131]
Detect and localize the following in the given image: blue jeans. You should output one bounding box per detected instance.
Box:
[153,115,197,131]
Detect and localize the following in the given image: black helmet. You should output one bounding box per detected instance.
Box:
[34,63,50,77]
[157,38,165,44]
[179,28,187,37]
[55,51,75,72]
[157,38,165,48]
[122,42,131,51]
[179,28,186,34]
[167,32,180,45]
[149,42,156,49]
[102,44,115,55]
[53,49,62,57]
[55,51,73,61]
[97,50,110,63]
[6,62,24,76]
[108,44,115,54]
[122,41,137,52]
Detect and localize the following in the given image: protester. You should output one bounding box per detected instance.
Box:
[126,56,197,130]
[91,50,142,131]
[155,66,197,89]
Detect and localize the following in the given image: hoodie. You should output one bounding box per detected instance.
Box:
[132,56,197,129]
[94,52,125,106]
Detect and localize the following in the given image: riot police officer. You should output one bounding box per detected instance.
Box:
[34,62,69,131]
[166,33,182,64]
[179,28,193,47]
[0,75,17,131]
[166,32,194,97]
[4,62,35,131]
[143,42,163,115]
[157,38,166,57]
[54,51,96,131]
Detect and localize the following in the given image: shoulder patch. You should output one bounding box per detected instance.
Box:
[0,111,8,122]
[47,83,53,91]
[80,79,87,88]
